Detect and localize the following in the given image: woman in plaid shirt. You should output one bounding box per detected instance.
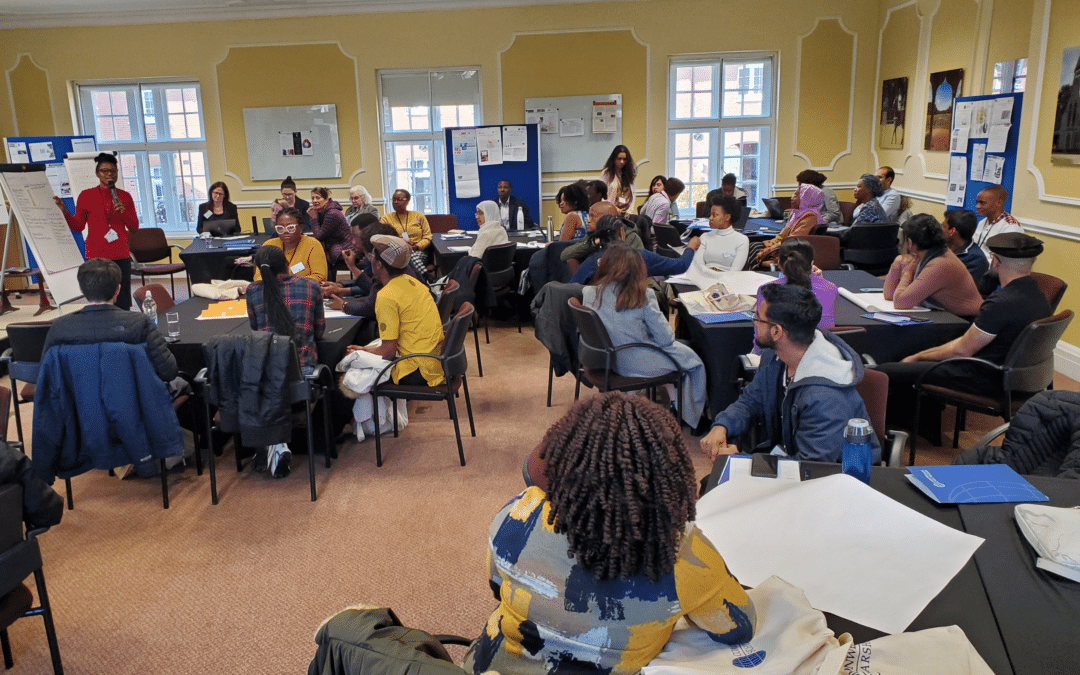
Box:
[247,246,325,373]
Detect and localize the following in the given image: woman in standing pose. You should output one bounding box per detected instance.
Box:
[54,152,139,309]
[600,144,637,214]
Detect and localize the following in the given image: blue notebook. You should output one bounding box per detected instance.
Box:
[697,311,752,324]
[906,464,1048,504]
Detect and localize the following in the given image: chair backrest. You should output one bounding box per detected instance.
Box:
[0,386,10,440]
[0,483,23,557]
[773,195,792,212]
[652,223,682,250]
[1030,272,1068,312]
[7,322,53,364]
[133,283,176,312]
[696,201,709,218]
[427,214,458,234]
[794,235,842,270]
[567,297,618,372]
[855,368,888,450]
[128,227,171,262]
[826,325,867,358]
[482,242,517,289]
[1002,310,1074,394]
[839,201,857,225]
[843,222,900,250]
[436,279,460,326]
[442,302,475,379]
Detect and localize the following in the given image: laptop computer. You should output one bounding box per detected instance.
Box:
[205,219,240,237]
[761,198,786,221]
[262,217,276,234]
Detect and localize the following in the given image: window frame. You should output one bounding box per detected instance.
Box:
[75,80,208,233]
[377,68,482,215]
[666,54,776,218]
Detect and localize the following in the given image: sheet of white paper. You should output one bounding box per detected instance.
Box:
[447,245,472,252]
[986,124,1010,153]
[323,309,350,319]
[970,101,992,138]
[449,128,480,198]
[5,142,28,162]
[44,164,71,198]
[983,155,1006,184]
[970,143,986,182]
[592,100,618,133]
[990,96,1014,126]
[696,473,984,634]
[559,118,584,137]
[70,138,96,153]
[476,126,503,166]
[950,126,969,153]
[669,269,776,295]
[0,171,86,274]
[954,101,973,129]
[27,141,55,162]
[502,125,528,161]
[838,288,931,312]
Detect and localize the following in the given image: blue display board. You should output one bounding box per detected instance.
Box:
[945,93,1022,213]
[444,124,541,231]
[3,135,95,264]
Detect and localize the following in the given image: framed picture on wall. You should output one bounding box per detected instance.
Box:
[925,69,964,151]
[879,77,908,149]
[1051,46,1080,165]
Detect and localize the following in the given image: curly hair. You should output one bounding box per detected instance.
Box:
[539,392,697,583]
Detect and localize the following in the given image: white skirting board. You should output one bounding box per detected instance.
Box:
[1055,340,1080,384]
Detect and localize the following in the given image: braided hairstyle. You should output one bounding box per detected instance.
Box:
[775,238,815,289]
[540,391,697,582]
[252,245,297,343]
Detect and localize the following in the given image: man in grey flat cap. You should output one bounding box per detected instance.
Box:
[875,232,1053,443]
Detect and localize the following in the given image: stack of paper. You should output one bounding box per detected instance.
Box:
[838,287,931,313]
[1015,503,1080,582]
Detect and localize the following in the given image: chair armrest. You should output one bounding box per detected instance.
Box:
[862,354,877,367]
[882,429,908,468]
[433,634,473,647]
[194,367,208,385]
[840,263,854,270]
[610,341,685,375]
[913,357,1002,388]
[170,244,184,262]
[970,422,1011,455]
[1,348,13,363]
[305,363,334,389]
[373,351,448,383]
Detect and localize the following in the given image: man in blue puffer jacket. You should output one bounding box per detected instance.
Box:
[701,283,881,463]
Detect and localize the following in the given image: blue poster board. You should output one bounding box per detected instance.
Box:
[3,135,95,265]
[946,93,1022,213]
[444,124,541,231]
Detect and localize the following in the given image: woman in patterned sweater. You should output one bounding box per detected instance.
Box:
[465,392,756,675]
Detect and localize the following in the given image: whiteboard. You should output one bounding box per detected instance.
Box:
[524,94,622,173]
[242,104,341,181]
[0,166,84,305]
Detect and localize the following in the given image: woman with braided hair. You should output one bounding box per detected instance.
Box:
[464,392,755,675]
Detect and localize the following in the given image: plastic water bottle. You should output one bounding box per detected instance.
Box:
[841,418,873,484]
[143,293,158,326]
[517,209,525,231]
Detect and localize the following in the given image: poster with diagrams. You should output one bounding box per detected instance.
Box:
[946,92,1022,214]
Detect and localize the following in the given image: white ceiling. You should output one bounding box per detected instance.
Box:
[0,0,616,29]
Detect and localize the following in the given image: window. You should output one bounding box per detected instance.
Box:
[991,59,1027,94]
[76,82,207,233]
[667,56,775,217]
[378,69,481,214]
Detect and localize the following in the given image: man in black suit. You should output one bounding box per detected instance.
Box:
[495,179,533,230]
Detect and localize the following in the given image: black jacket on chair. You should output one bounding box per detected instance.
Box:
[0,443,62,529]
[203,332,293,447]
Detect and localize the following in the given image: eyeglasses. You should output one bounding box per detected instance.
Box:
[750,312,773,326]
[274,223,298,234]
[97,168,118,175]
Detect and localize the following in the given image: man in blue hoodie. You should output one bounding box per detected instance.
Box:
[700,283,881,463]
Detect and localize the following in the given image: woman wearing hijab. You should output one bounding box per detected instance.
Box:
[884,213,983,318]
[468,200,509,258]
[750,182,824,270]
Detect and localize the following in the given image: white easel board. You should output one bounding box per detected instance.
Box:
[0,165,84,305]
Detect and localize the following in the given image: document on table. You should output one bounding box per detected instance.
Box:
[696,472,984,634]
[447,245,472,252]
[838,288,931,312]
[197,299,248,319]
[668,269,775,296]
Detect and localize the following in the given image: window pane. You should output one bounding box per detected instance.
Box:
[722,61,767,118]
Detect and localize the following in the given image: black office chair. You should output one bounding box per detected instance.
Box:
[1029,272,1068,312]
[652,223,683,258]
[195,337,334,504]
[841,222,899,274]
[204,219,240,237]
[371,302,476,468]
[480,242,518,338]
[129,227,188,297]
[0,484,63,675]
[910,310,1074,465]
[435,279,460,328]
[0,322,53,444]
[567,297,686,419]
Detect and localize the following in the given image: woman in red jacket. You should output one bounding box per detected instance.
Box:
[53,153,139,309]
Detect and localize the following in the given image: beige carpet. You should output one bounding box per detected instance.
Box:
[5,312,1064,674]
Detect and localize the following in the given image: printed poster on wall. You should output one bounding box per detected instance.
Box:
[1051,45,1080,165]
[526,108,558,134]
[592,100,618,133]
[476,127,503,166]
[924,68,964,151]
[879,77,908,149]
[450,128,480,198]
[502,126,528,162]
[279,131,315,156]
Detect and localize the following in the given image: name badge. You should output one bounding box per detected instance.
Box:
[104,229,119,243]
[290,261,306,274]
[203,209,213,219]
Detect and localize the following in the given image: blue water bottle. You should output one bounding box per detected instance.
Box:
[842,418,873,484]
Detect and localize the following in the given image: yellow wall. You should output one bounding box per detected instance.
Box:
[0,0,1077,347]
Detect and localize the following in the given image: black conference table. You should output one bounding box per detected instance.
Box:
[179,234,272,285]
[702,458,1080,675]
[156,296,364,376]
[677,269,971,417]
[430,230,548,277]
